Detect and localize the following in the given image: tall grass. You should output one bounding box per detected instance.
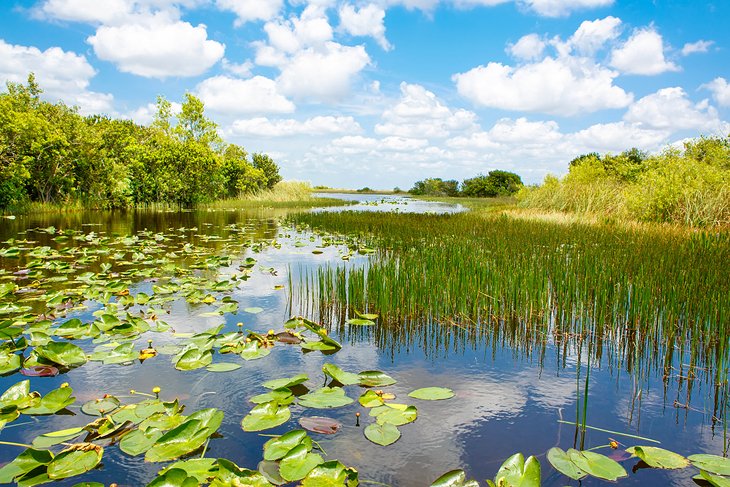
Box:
[204,181,350,209]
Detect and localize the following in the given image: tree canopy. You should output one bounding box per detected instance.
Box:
[409,171,523,197]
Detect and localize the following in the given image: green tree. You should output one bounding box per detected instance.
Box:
[221,144,266,196]
[462,170,523,197]
[252,152,282,189]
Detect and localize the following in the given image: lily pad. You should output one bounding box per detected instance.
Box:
[19,365,59,377]
[364,422,401,446]
[32,427,85,449]
[372,404,417,426]
[568,449,627,481]
[299,416,342,434]
[175,347,213,370]
[488,453,540,487]
[298,387,354,409]
[688,454,730,475]
[81,395,121,416]
[627,446,688,469]
[241,402,291,431]
[0,448,54,484]
[359,390,385,408]
[346,318,375,326]
[35,341,88,366]
[430,469,480,487]
[546,447,587,480]
[145,419,212,462]
[22,386,75,415]
[408,387,454,401]
[263,430,312,461]
[206,362,242,372]
[244,307,264,314]
[47,443,103,480]
[250,388,294,405]
[147,467,199,487]
[263,374,308,390]
[322,363,360,386]
[301,461,359,487]
[279,444,324,482]
[358,370,396,387]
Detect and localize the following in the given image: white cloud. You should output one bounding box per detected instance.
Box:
[221,59,253,77]
[276,42,370,102]
[35,0,132,24]
[702,77,730,107]
[610,28,679,75]
[227,116,362,137]
[374,82,478,138]
[195,75,295,115]
[517,0,614,17]
[215,0,283,25]
[87,14,225,78]
[332,135,378,153]
[339,4,391,51]
[259,5,333,55]
[569,121,669,152]
[507,34,546,61]
[453,56,632,116]
[0,38,113,113]
[624,87,724,132]
[568,16,621,54]
[681,40,713,56]
[447,117,562,151]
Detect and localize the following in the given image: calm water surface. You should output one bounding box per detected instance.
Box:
[0,199,725,486]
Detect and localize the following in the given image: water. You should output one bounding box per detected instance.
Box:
[312,192,467,214]
[0,205,725,486]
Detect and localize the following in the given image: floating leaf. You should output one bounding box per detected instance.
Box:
[145,420,211,462]
[346,318,374,326]
[359,390,385,408]
[358,370,396,387]
[430,469,480,487]
[240,341,271,361]
[241,402,291,431]
[19,365,59,377]
[22,386,75,415]
[81,396,121,416]
[147,468,199,487]
[206,362,241,372]
[244,307,264,314]
[567,449,627,481]
[322,363,360,386]
[0,448,54,484]
[299,417,342,435]
[627,446,688,469]
[32,427,85,449]
[408,387,454,401]
[696,470,730,487]
[298,387,354,409]
[175,347,213,371]
[47,443,103,480]
[364,422,400,446]
[279,444,323,482]
[487,453,540,487]
[159,459,217,485]
[263,374,308,390]
[689,454,730,476]
[301,461,359,487]
[372,404,417,426]
[120,428,164,456]
[258,460,287,486]
[546,447,586,480]
[35,341,88,366]
[250,388,294,405]
[263,430,312,461]
[355,311,379,320]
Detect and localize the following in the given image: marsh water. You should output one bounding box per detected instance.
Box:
[0,195,726,486]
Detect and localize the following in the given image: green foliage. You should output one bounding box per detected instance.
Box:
[462,170,523,197]
[410,178,460,196]
[518,137,730,226]
[0,75,282,211]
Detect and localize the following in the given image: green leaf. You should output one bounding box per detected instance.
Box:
[346,318,374,326]
[355,311,379,320]
[302,460,359,487]
[627,446,689,469]
[175,347,213,370]
[408,387,454,401]
[147,468,199,487]
[32,427,85,449]
[240,341,271,361]
[358,390,385,408]
[568,449,626,481]
[279,444,323,482]
[0,449,54,484]
[0,380,34,409]
[0,351,21,375]
[546,447,586,480]
[120,428,164,456]
[47,444,103,480]
[492,453,540,487]
[81,395,121,416]
[373,404,417,426]
[697,470,730,487]
[244,307,264,314]
[263,374,308,390]
[250,388,294,405]
[35,341,88,366]
[145,420,211,462]
[206,362,242,372]
[364,422,401,446]
[358,370,396,387]
[257,460,286,486]
[22,387,75,415]
[430,469,480,487]
[298,387,354,409]
[213,459,271,487]
[322,363,360,386]
[160,459,217,484]
[90,342,137,365]
[263,430,312,461]
[241,402,291,431]
[689,454,730,475]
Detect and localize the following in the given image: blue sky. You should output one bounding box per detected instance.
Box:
[1,0,729,188]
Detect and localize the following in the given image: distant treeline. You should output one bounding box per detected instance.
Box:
[518,139,730,226]
[409,170,523,197]
[0,74,281,211]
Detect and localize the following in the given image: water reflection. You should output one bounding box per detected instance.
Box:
[0,206,726,487]
[312,193,467,214]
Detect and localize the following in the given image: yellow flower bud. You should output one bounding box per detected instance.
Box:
[60,382,69,388]
[152,386,161,394]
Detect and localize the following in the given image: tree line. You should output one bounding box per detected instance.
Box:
[409,170,523,197]
[0,74,281,211]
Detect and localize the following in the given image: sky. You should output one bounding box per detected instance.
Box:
[1,0,729,189]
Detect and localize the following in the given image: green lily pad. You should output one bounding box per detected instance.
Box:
[359,390,385,408]
[22,386,75,415]
[0,448,54,484]
[696,470,730,487]
[160,458,218,484]
[546,447,587,480]
[214,458,271,486]
[120,428,164,456]
[175,347,213,370]
[244,307,264,314]
[430,469,480,487]
[47,444,103,480]
[408,387,455,401]
[688,454,730,475]
[32,427,85,449]
[263,374,308,390]
[145,420,212,462]
[364,422,401,446]
[488,453,540,487]
[322,363,360,386]
[263,430,312,461]
[81,395,121,416]
[279,444,323,482]
[298,387,354,409]
[372,404,417,426]
[355,311,379,320]
[627,446,688,469]
[250,388,294,405]
[568,449,627,481]
[206,362,242,372]
[358,370,396,387]
[241,402,291,431]
[147,467,199,487]
[240,341,271,361]
[301,460,359,487]
[35,341,88,366]
[346,318,375,326]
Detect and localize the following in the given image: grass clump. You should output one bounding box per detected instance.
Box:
[204,181,349,209]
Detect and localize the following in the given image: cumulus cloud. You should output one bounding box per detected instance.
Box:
[624,87,724,132]
[568,16,621,54]
[339,4,391,50]
[702,77,730,107]
[517,0,614,17]
[507,34,546,61]
[681,40,713,56]
[35,0,132,24]
[216,0,283,25]
[610,28,679,75]
[195,75,295,115]
[87,14,224,78]
[0,38,113,113]
[374,82,478,138]
[453,56,632,116]
[227,116,362,137]
[569,121,669,152]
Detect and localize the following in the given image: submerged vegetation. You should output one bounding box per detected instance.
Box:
[0,75,281,212]
[518,138,730,227]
